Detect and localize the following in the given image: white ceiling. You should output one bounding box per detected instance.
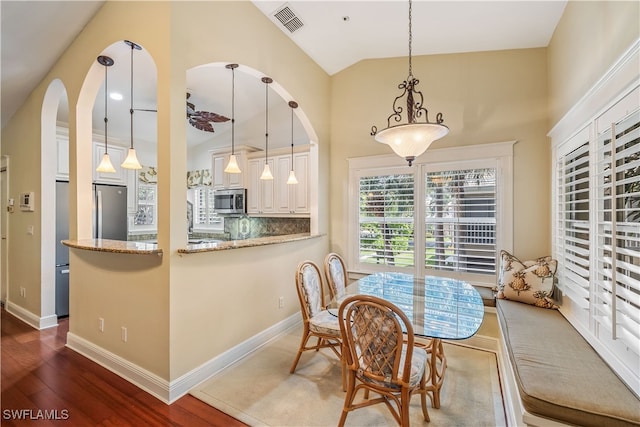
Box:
[1,0,567,150]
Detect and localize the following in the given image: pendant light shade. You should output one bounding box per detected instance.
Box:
[260,76,274,180]
[370,0,448,166]
[121,40,143,170]
[96,55,116,173]
[224,63,242,174]
[286,101,298,185]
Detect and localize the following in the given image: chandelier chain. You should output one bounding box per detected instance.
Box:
[408,0,413,78]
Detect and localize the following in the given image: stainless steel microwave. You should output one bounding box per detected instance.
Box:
[213,188,246,215]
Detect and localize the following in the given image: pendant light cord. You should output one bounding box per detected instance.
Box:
[104,64,109,153]
[231,66,235,155]
[264,81,269,160]
[129,42,135,150]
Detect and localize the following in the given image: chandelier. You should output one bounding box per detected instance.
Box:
[370,0,448,166]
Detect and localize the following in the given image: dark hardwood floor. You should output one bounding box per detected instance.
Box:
[1,306,247,426]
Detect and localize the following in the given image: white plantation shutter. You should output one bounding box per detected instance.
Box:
[424,168,497,275]
[594,108,640,357]
[358,173,414,267]
[194,187,222,227]
[556,138,591,309]
[553,82,640,395]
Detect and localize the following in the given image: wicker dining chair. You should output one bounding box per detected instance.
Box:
[324,252,347,301]
[337,294,430,426]
[290,260,343,377]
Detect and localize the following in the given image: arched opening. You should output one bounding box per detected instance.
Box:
[41,78,68,328]
[185,62,319,240]
[76,40,158,242]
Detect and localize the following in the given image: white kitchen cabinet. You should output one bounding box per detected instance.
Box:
[275,153,309,214]
[248,148,309,216]
[93,143,127,185]
[56,133,70,180]
[211,150,248,189]
[247,157,275,214]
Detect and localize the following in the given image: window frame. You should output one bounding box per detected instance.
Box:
[191,186,224,232]
[348,141,514,286]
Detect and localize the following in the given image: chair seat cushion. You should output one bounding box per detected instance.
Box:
[360,344,427,389]
[309,310,341,336]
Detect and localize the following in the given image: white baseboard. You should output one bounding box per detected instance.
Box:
[5,300,58,330]
[170,313,301,403]
[66,332,170,403]
[65,312,301,404]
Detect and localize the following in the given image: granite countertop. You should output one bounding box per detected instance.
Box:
[177,233,320,254]
[62,233,320,255]
[62,239,163,255]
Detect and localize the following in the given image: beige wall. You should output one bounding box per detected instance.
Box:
[548,0,640,126]
[329,48,551,261]
[1,0,330,384]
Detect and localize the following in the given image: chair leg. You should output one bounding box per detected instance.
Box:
[289,331,311,374]
[338,371,357,427]
[419,372,430,422]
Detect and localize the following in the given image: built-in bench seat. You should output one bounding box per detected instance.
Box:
[497,299,640,427]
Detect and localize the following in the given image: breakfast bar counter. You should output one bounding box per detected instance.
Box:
[62,239,163,255]
[177,233,321,254]
[62,233,321,256]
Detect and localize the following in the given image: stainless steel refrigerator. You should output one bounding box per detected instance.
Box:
[55,182,128,317]
[55,181,70,317]
[93,183,128,241]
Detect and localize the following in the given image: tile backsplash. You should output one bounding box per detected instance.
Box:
[130,216,310,242]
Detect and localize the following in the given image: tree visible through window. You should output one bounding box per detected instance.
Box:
[358,174,414,267]
[425,168,497,274]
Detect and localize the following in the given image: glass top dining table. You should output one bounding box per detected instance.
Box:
[329,271,485,340]
[328,271,485,408]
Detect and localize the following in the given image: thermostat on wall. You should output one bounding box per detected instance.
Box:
[19,192,35,211]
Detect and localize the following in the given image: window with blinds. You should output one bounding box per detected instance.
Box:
[554,91,639,394]
[594,109,640,360]
[194,187,222,227]
[424,169,497,275]
[358,174,414,267]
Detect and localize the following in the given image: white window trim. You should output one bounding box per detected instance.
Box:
[348,140,514,287]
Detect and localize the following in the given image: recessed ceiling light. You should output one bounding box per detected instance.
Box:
[110,92,123,101]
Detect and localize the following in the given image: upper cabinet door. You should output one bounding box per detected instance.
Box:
[93,142,127,185]
[211,151,245,189]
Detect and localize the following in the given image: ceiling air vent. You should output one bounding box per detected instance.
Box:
[273,4,304,33]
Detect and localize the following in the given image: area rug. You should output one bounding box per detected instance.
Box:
[190,324,506,426]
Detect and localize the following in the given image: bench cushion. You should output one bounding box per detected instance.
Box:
[497,299,640,427]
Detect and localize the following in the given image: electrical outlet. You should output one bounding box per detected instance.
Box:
[278,296,284,309]
[121,327,127,342]
[20,287,26,298]
[98,318,104,332]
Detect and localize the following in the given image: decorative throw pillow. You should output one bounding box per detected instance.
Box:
[497,250,558,309]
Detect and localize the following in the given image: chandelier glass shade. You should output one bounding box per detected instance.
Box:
[96,55,116,173]
[121,40,143,170]
[260,76,274,180]
[370,0,448,166]
[224,63,242,173]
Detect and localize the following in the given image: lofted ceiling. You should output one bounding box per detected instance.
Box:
[1,1,567,151]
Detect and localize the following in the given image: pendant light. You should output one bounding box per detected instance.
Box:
[96,55,116,173]
[259,76,274,180]
[224,63,241,173]
[121,40,143,170]
[286,101,298,185]
[370,0,448,166]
